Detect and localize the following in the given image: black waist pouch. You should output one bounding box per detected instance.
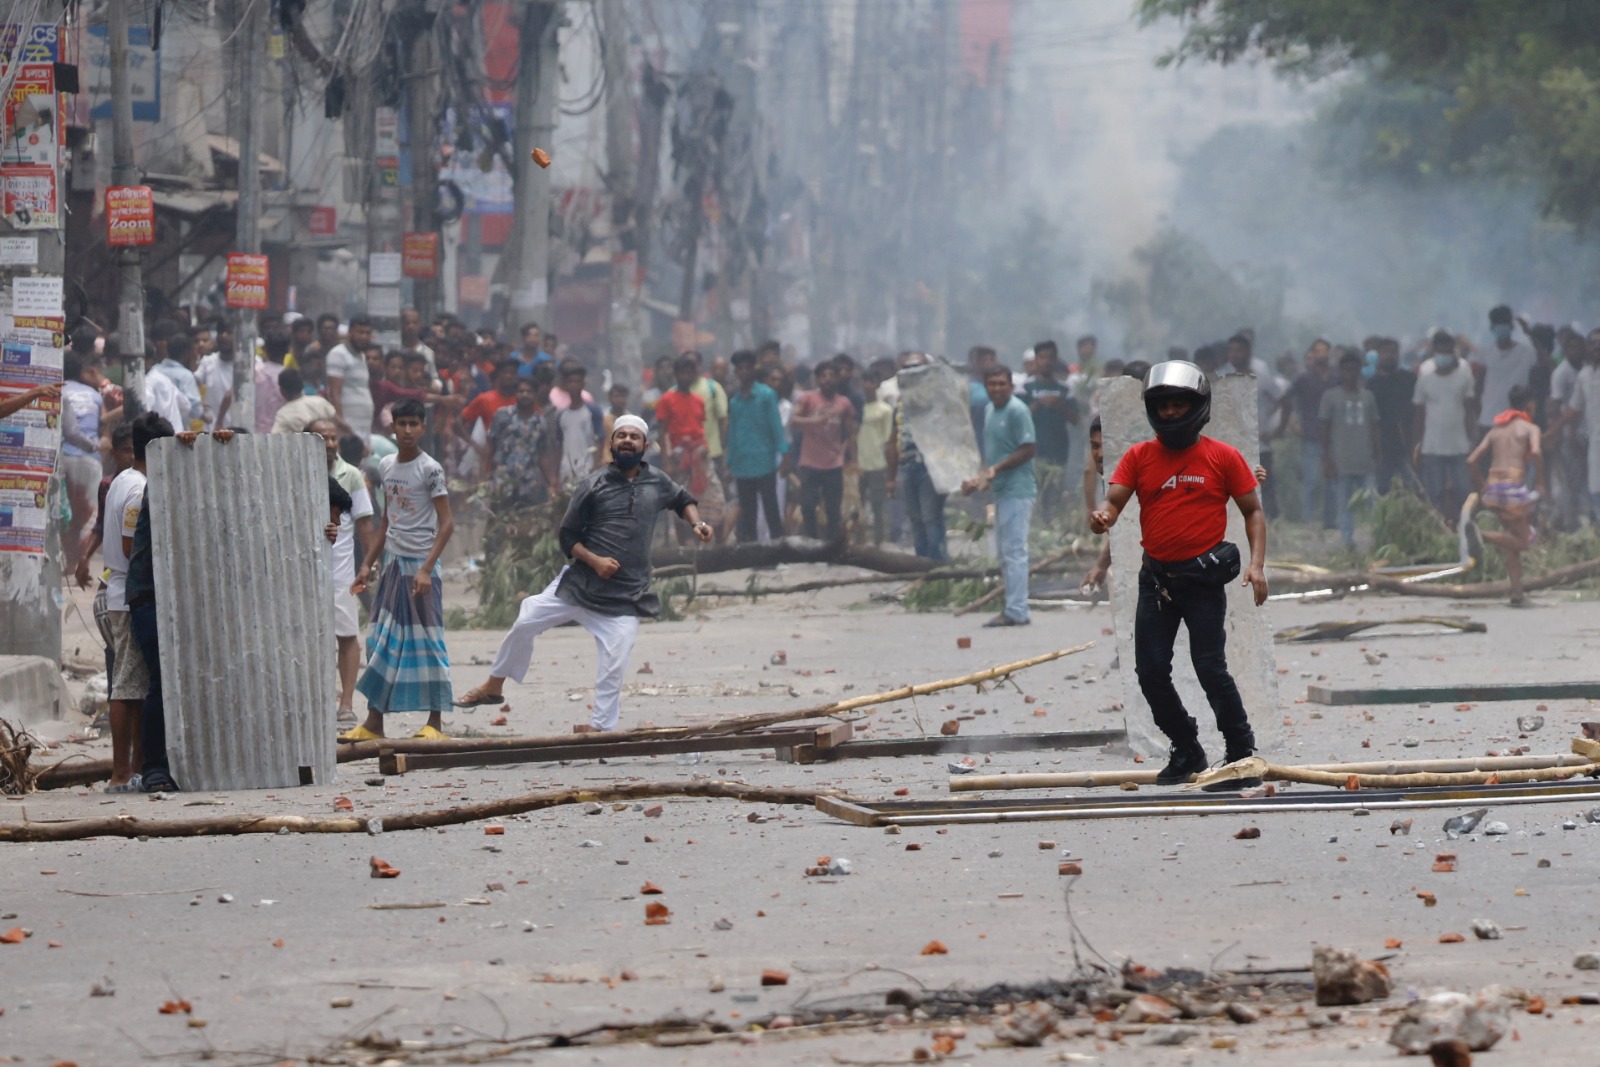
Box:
[1143,541,1241,587]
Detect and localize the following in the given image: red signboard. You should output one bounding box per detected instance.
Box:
[224,253,270,309]
[105,185,155,246]
[307,206,336,236]
[401,232,439,279]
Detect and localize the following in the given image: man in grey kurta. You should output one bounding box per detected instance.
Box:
[451,416,712,730]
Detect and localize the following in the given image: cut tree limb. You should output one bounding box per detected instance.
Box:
[650,537,942,575]
[0,781,828,842]
[953,547,1076,617]
[1364,556,1600,598]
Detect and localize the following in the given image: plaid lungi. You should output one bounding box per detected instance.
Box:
[356,555,453,712]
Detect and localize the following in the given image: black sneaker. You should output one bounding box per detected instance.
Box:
[1200,751,1262,792]
[1154,742,1208,785]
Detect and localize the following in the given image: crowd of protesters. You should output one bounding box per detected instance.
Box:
[34,296,1595,789]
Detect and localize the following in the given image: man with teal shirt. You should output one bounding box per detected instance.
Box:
[726,349,789,542]
[962,364,1037,627]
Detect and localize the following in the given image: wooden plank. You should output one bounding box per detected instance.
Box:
[782,729,1125,764]
[381,726,827,775]
[815,779,1600,827]
[813,795,885,827]
[812,721,854,749]
[1306,682,1600,706]
[950,753,1597,792]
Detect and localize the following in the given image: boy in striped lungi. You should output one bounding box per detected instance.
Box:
[340,397,456,741]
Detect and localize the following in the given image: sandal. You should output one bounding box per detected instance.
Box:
[451,688,503,708]
[142,770,180,793]
[104,774,143,794]
[336,708,358,727]
[338,725,384,743]
[411,725,448,740]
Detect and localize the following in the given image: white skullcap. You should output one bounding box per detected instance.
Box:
[611,414,649,438]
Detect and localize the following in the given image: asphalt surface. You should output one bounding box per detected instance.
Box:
[5,567,1600,1065]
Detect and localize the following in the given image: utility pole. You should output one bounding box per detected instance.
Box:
[599,0,642,390]
[506,0,559,331]
[406,15,439,321]
[231,0,264,429]
[109,0,145,409]
[0,17,68,660]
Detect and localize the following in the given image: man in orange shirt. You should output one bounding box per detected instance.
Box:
[654,353,723,534]
[458,360,521,473]
[1090,361,1269,790]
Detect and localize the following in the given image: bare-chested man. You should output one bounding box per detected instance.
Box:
[1467,384,1543,605]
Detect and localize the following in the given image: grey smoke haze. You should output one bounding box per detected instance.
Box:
[1003,0,1599,359]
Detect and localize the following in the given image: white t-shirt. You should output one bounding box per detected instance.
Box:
[143,370,189,431]
[325,343,373,434]
[1551,360,1581,413]
[194,353,235,429]
[378,452,447,559]
[1412,359,1475,457]
[331,484,375,586]
[1566,366,1600,493]
[1475,340,1536,428]
[102,468,147,611]
[1232,358,1287,443]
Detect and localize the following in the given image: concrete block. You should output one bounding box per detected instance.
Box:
[1100,375,1282,757]
[897,358,983,496]
[0,654,70,727]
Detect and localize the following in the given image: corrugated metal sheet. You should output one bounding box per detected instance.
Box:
[147,432,336,791]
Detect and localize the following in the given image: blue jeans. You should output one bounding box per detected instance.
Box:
[1333,473,1376,546]
[1299,437,1335,527]
[129,600,172,783]
[995,496,1034,622]
[902,461,947,561]
[1134,564,1254,752]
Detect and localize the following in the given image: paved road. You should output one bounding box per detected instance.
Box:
[6,571,1600,1064]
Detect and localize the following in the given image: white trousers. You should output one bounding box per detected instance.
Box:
[488,570,640,731]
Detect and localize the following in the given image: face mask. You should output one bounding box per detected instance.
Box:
[1492,323,1513,342]
[613,450,643,471]
[1434,354,1458,372]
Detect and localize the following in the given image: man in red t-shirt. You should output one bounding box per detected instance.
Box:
[1090,361,1269,790]
[654,353,723,532]
[458,359,522,474]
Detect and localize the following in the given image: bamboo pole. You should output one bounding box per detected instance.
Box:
[688,643,1095,737]
[1193,755,1600,791]
[951,753,1597,792]
[0,781,828,843]
[885,789,1600,826]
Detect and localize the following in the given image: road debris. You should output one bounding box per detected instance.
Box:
[1312,946,1391,1006]
[1389,990,1510,1053]
[991,1000,1060,1046]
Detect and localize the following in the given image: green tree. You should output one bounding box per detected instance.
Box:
[1138,0,1600,225]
